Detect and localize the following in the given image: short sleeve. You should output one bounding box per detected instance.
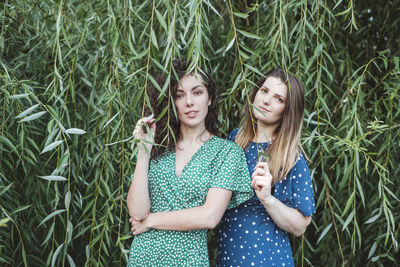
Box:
[210,142,253,209]
[288,153,316,216]
[227,128,240,142]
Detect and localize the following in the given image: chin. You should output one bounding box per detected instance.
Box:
[180,119,204,128]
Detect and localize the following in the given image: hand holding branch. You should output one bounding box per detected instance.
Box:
[251,161,274,204]
[133,114,156,154]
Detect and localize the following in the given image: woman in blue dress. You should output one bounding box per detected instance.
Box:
[217,69,316,266]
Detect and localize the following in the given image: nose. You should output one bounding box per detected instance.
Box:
[185,95,193,106]
[263,95,271,105]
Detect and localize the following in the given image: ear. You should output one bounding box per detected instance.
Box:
[208,98,211,106]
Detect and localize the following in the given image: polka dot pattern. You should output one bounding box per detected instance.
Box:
[128,136,253,266]
[217,128,316,267]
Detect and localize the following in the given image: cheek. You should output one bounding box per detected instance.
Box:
[253,93,262,104]
[275,105,285,117]
[174,100,184,115]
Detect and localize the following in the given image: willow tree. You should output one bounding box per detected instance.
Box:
[0,0,399,266]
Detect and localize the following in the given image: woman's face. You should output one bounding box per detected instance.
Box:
[174,74,211,129]
[253,76,287,128]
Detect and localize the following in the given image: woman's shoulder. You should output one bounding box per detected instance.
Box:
[226,128,240,141]
[212,135,244,155]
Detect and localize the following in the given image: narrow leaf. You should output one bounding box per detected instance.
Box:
[41,140,63,154]
[38,175,67,181]
[38,209,66,228]
[18,111,46,123]
[317,223,332,244]
[65,128,86,135]
[15,104,40,119]
[224,38,235,54]
[237,29,262,40]
[8,93,29,99]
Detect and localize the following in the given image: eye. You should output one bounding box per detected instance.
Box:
[176,94,184,99]
[277,98,284,103]
[261,88,268,94]
[194,90,203,95]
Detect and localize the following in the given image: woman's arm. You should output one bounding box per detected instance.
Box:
[127,117,155,221]
[130,187,232,235]
[252,162,312,236]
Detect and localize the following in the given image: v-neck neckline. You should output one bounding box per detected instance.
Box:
[173,136,216,178]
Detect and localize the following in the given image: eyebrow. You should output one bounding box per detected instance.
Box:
[177,85,205,92]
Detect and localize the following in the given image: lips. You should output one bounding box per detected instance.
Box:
[257,106,270,113]
[185,111,198,118]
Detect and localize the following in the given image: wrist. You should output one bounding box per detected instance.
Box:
[262,195,276,208]
[145,213,154,229]
[137,147,152,159]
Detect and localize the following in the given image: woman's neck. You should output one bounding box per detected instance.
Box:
[254,121,277,143]
[179,124,211,144]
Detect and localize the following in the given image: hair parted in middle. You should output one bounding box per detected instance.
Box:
[143,59,220,159]
[235,69,306,184]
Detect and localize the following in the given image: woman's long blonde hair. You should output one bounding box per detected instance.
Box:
[235,69,306,184]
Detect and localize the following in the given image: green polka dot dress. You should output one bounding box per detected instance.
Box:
[128,136,253,267]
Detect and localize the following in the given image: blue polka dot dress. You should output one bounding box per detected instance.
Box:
[217,129,316,267]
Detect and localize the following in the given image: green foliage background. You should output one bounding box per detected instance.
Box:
[0,0,399,266]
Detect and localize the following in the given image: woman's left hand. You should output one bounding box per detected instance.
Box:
[251,161,273,203]
[129,216,151,235]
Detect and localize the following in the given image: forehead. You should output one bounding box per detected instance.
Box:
[177,74,205,90]
[261,76,287,97]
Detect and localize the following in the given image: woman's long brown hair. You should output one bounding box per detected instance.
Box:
[144,59,220,159]
[235,69,305,184]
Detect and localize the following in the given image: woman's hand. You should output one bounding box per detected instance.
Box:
[132,114,156,153]
[129,215,151,236]
[251,161,274,204]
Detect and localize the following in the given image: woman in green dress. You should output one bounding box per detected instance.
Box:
[127,60,253,266]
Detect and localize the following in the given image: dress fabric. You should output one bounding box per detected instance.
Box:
[217,129,316,267]
[128,136,254,267]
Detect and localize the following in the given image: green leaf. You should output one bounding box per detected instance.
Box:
[151,30,158,50]
[234,12,249,19]
[65,128,86,135]
[317,223,332,244]
[18,111,46,123]
[0,136,18,154]
[155,9,167,32]
[237,29,262,40]
[15,104,40,119]
[67,254,76,267]
[41,140,63,154]
[8,93,29,99]
[38,209,66,228]
[38,175,67,181]
[51,244,64,267]
[341,191,354,216]
[224,38,235,54]
[342,210,355,231]
[0,218,10,227]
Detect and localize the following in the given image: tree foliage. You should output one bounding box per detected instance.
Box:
[0,0,399,266]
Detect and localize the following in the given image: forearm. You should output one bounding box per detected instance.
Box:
[147,206,217,231]
[261,196,311,236]
[145,188,232,231]
[127,150,151,220]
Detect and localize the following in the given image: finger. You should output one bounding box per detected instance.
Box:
[255,161,269,170]
[252,175,267,186]
[253,179,268,190]
[251,168,264,180]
